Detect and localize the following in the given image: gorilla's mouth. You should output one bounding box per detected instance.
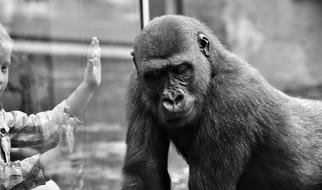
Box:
[162,103,195,126]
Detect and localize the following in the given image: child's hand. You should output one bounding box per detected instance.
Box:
[39,128,68,177]
[39,128,82,179]
[65,37,102,118]
[83,37,101,90]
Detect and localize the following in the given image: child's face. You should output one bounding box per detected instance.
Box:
[0,47,10,97]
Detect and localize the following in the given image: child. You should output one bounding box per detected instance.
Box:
[0,23,101,189]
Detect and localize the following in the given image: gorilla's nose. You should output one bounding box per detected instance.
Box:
[161,89,185,112]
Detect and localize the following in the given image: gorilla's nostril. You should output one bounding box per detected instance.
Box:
[175,94,184,104]
[162,97,174,105]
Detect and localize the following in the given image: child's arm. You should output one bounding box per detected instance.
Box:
[38,127,73,182]
[7,37,101,151]
[36,38,101,182]
[0,154,49,189]
[0,129,69,190]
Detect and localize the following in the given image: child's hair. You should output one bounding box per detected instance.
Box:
[0,23,13,53]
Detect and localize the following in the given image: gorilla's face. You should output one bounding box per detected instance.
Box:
[141,61,197,127]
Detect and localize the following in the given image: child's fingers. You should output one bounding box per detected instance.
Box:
[92,46,101,59]
[86,59,95,73]
[88,37,101,60]
[57,127,64,144]
[87,50,101,68]
[57,127,69,149]
[92,37,99,46]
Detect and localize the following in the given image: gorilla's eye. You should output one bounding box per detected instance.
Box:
[173,63,192,75]
[144,71,163,83]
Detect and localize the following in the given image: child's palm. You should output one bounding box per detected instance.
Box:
[85,37,101,88]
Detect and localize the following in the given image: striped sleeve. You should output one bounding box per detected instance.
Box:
[6,100,81,150]
[0,154,47,190]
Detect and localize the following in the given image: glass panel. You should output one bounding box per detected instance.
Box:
[0,0,139,189]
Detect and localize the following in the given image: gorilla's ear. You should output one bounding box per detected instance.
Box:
[130,50,136,63]
[130,50,138,68]
[197,33,210,58]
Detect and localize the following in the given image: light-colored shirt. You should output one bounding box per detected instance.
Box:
[0,101,80,190]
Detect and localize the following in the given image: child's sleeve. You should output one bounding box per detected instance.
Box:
[5,100,81,150]
[0,154,49,189]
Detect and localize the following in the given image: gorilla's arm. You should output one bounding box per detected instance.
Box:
[122,85,171,190]
[186,125,253,190]
[122,114,171,190]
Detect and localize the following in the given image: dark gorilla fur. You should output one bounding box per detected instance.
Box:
[122,15,322,190]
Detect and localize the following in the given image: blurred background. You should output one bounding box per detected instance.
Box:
[0,0,322,189]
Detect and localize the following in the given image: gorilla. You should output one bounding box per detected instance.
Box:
[121,15,322,190]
